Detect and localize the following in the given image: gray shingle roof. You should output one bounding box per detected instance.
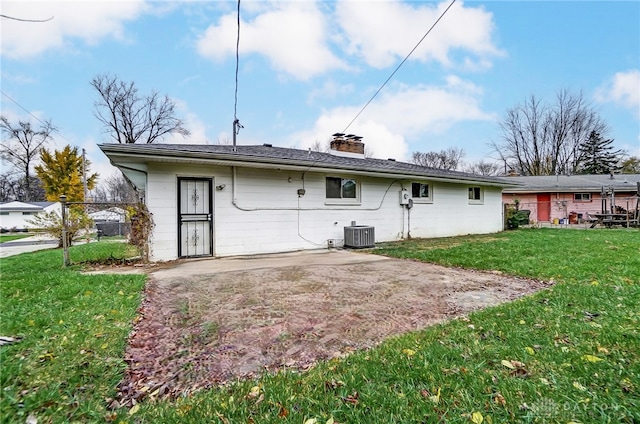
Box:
[502,174,640,193]
[28,202,55,208]
[99,143,517,187]
[0,201,43,212]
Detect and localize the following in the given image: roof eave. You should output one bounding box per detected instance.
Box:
[100,144,518,188]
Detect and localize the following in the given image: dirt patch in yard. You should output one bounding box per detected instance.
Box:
[115,251,551,406]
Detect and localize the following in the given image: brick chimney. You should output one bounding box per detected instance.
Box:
[329,133,365,158]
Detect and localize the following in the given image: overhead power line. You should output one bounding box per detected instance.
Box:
[0,14,53,23]
[233,0,242,128]
[1,89,71,144]
[232,0,243,150]
[342,0,457,133]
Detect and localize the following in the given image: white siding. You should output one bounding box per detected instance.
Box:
[0,211,38,230]
[0,203,61,230]
[145,164,504,261]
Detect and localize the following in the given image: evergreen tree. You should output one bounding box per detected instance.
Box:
[35,145,98,201]
[578,131,620,174]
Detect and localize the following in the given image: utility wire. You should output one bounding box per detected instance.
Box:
[342,0,456,133]
[233,0,242,133]
[0,14,53,23]
[1,89,72,144]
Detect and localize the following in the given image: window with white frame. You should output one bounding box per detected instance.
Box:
[411,182,432,202]
[326,177,359,202]
[468,186,483,204]
[574,193,591,201]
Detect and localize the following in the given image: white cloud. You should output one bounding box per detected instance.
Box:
[291,76,494,161]
[307,80,355,104]
[1,0,149,59]
[196,2,347,80]
[291,111,408,161]
[161,99,209,144]
[595,69,640,118]
[336,0,503,69]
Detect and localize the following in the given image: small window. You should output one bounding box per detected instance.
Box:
[468,186,483,204]
[574,193,591,202]
[0,212,8,215]
[411,182,432,202]
[326,177,358,200]
[22,212,35,215]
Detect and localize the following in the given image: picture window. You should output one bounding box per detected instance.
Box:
[326,177,358,201]
[411,182,432,202]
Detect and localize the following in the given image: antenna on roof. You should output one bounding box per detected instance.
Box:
[232,119,243,152]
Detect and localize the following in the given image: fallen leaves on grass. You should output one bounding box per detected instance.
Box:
[341,391,359,406]
[493,392,506,406]
[277,403,289,418]
[129,403,140,415]
[573,381,587,391]
[422,387,441,404]
[581,354,603,363]
[471,411,484,423]
[500,359,528,378]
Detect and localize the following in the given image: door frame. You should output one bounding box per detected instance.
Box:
[177,177,213,258]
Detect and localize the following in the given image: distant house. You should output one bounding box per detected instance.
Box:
[99,135,519,261]
[502,174,640,223]
[88,207,127,223]
[0,201,61,231]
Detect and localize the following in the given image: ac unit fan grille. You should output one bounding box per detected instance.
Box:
[344,226,375,248]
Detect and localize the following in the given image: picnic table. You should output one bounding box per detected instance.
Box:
[590,213,637,228]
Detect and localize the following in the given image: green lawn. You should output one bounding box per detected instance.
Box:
[1,229,638,423]
[0,234,32,243]
[0,242,145,423]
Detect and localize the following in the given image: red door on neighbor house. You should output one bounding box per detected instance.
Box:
[537,193,551,222]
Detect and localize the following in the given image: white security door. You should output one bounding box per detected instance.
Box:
[178,178,213,258]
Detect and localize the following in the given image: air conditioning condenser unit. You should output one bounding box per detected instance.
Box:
[344,225,375,248]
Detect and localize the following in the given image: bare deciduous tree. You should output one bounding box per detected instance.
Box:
[92,171,137,203]
[310,140,325,152]
[412,147,464,170]
[464,160,501,176]
[91,74,190,144]
[619,156,640,174]
[491,90,608,176]
[0,116,54,201]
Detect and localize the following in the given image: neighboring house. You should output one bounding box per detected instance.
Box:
[89,207,130,237]
[502,174,640,223]
[99,135,519,261]
[89,207,127,223]
[0,201,61,231]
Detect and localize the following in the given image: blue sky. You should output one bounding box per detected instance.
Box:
[1,0,639,180]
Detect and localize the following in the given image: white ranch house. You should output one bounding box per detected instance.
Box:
[100,136,518,261]
[0,201,61,231]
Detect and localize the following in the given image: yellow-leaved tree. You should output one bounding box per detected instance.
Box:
[31,145,98,247]
[35,145,98,201]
